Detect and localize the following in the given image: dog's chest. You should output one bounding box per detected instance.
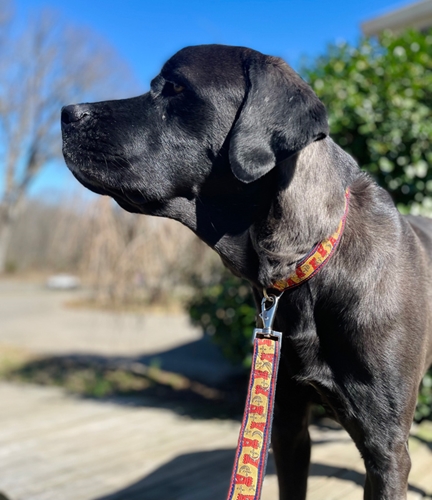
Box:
[283,329,334,388]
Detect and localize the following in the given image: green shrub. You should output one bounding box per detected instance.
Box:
[302,29,432,421]
[188,271,256,367]
[4,260,18,274]
[416,371,432,422]
[302,29,432,215]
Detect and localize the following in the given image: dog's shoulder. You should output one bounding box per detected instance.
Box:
[405,214,432,255]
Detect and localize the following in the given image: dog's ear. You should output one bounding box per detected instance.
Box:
[229,54,329,183]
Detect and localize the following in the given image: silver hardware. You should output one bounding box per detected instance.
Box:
[253,293,282,344]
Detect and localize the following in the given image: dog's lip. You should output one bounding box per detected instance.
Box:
[70,169,149,209]
[70,170,109,196]
[62,146,151,210]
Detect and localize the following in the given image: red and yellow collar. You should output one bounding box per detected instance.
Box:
[271,188,350,292]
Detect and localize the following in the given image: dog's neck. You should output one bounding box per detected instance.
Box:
[160,138,359,289]
[250,138,358,287]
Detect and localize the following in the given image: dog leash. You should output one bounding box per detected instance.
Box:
[226,293,282,500]
[226,188,350,500]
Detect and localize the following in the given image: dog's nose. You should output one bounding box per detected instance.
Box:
[61,104,91,126]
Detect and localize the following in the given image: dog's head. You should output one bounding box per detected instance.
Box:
[61,44,329,283]
[61,44,328,209]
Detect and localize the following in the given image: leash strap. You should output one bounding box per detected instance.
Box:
[226,296,282,500]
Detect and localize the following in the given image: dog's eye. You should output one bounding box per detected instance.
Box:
[162,81,185,97]
[172,83,185,94]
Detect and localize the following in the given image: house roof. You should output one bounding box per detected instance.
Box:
[362,0,432,36]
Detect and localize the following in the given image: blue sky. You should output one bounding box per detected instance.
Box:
[11,0,416,197]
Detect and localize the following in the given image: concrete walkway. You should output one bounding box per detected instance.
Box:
[0,280,431,499]
[0,280,202,356]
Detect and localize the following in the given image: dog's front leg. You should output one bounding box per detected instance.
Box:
[339,386,417,500]
[271,376,314,500]
[362,431,412,500]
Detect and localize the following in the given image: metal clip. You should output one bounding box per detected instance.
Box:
[253,293,282,344]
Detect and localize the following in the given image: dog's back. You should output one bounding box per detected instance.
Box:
[405,214,432,367]
[407,214,432,254]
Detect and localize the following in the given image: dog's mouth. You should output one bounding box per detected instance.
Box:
[63,145,151,213]
[73,168,154,214]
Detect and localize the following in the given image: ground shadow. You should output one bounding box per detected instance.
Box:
[93,448,427,500]
[5,338,342,422]
[6,337,249,420]
[6,345,430,499]
[0,443,425,500]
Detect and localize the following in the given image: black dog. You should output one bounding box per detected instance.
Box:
[61,44,432,500]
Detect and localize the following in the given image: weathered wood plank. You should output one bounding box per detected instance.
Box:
[0,382,431,500]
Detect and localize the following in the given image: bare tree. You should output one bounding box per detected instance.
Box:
[0,3,137,272]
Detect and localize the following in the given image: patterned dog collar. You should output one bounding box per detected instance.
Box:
[271,188,350,292]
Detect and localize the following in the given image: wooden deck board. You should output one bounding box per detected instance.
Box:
[0,382,431,500]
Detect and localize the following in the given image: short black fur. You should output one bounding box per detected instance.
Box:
[61,44,432,500]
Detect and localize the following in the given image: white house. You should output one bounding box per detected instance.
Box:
[362,0,432,35]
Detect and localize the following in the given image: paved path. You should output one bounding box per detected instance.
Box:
[0,280,201,356]
[0,280,431,499]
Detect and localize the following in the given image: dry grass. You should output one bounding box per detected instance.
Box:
[6,195,223,309]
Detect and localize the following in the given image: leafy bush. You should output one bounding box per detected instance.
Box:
[302,29,432,215]
[188,271,256,367]
[416,371,432,422]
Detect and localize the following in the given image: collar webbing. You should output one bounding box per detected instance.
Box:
[271,188,350,292]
